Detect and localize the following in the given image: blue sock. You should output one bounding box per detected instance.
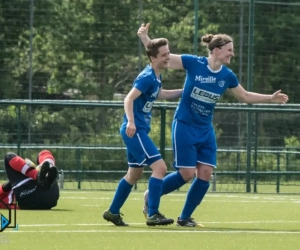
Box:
[179,178,210,220]
[109,178,133,214]
[162,171,186,195]
[148,177,163,217]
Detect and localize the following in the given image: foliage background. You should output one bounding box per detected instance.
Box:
[0,0,299,176]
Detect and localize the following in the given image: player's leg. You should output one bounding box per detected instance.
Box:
[176,163,211,227]
[162,120,196,194]
[4,152,41,187]
[103,165,143,226]
[0,191,14,209]
[134,132,173,226]
[36,179,59,209]
[177,128,216,227]
[0,182,14,208]
[145,159,173,226]
[17,180,60,210]
[142,120,195,218]
[0,182,12,197]
[103,128,145,226]
[112,166,143,214]
[37,150,55,166]
[36,150,58,188]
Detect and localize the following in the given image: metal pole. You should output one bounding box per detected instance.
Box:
[28,0,34,144]
[253,112,258,192]
[193,0,199,54]
[160,108,166,160]
[237,0,244,153]
[76,148,82,189]
[286,148,289,182]
[59,170,64,189]
[17,105,21,155]
[246,0,255,193]
[29,0,34,99]
[138,0,143,72]
[276,153,280,193]
[237,0,244,182]
[238,0,244,83]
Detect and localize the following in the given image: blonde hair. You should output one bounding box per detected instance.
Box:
[201,34,233,53]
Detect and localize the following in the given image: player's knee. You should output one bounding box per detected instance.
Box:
[150,160,167,177]
[126,170,143,183]
[152,168,167,179]
[179,168,195,182]
[197,165,213,181]
[4,152,17,162]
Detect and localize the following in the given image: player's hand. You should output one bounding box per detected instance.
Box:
[126,121,136,138]
[137,23,150,38]
[271,90,289,104]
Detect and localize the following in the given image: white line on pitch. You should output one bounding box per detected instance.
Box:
[19,220,300,227]
[70,198,300,204]
[60,192,300,199]
[6,230,300,234]
[62,196,299,202]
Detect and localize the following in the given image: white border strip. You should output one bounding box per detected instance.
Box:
[6,230,300,234]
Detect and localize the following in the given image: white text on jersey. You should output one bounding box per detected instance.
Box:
[195,75,216,83]
[190,87,220,103]
[143,101,154,112]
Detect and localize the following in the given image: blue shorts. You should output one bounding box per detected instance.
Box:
[120,126,162,167]
[172,120,217,169]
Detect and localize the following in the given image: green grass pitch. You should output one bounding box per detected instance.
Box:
[1,190,300,250]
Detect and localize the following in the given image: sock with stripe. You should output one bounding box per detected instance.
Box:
[37,150,55,167]
[9,156,38,180]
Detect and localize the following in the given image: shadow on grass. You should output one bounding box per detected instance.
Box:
[21,208,74,212]
[48,208,74,212]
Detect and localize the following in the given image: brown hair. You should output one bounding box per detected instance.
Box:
[201,34,233,53]
[146,38,169,61]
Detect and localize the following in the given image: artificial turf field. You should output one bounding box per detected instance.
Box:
[1,190,300,250]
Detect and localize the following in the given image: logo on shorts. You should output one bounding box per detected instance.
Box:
[20,186,37,197]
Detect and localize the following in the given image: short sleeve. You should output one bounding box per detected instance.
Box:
[133,75,153,94]
[227,72,239,89]
[181,54,199,71]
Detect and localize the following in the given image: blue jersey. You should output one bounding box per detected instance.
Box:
[174,55,239,128]
[122,65,161,133]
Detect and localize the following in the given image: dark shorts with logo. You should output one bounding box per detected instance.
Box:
[14,179,60,210]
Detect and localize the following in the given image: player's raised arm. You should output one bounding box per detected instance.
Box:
[137,23,184,70]
[228,85,289,104]
[137,23,151,49]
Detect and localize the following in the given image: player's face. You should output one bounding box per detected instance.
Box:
[152,45,170,69]
[216,42,234,65]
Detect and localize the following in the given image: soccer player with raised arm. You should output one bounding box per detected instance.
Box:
[103,38,182,226]
[138,23,288,227]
